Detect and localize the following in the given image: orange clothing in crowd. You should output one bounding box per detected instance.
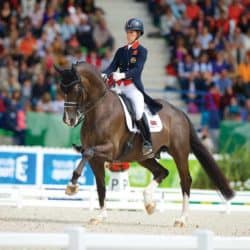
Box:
[237,63,250,83]
[18,36,37,56]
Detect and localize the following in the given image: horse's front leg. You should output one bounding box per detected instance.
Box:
[65,158,85,195]
[65,147,95,195]
[65,142,113,195]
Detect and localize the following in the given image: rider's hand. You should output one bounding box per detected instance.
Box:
[113,72,125,81]
[101,73,108,82]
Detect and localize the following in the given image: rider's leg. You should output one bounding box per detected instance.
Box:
[135,113,153,155]
[121,84,153,155]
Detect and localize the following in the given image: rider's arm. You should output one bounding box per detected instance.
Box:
[124,47,147,79]
[103,48,121,75]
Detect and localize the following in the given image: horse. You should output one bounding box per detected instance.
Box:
[54,61,234,226]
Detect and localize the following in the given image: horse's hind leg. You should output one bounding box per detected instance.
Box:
[170,148,192,227]
[88,158,107,225]
[139,158,169,215]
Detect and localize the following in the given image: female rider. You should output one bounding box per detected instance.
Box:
[102,18,162,155]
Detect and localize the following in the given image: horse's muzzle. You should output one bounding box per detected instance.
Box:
[63,111,82,127]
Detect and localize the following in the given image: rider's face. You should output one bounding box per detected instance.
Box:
[126,30,138,44]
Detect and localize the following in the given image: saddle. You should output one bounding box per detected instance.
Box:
[118,94,163,133]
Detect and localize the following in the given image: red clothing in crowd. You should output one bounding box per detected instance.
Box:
[86,53,102,70]
[216,17,230,35]
[186,3,201,21]
[228,2,244,23]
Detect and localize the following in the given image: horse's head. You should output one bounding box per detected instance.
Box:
[55,63,85,127]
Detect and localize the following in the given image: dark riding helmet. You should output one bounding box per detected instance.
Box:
[125,18,144,36]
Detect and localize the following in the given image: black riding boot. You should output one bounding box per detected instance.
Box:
[136,113,153,155]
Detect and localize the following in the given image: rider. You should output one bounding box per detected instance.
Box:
[102,18,162,155]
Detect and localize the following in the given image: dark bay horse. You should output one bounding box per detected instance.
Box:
[55,62,234,226]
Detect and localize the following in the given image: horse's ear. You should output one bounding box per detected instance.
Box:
[54,64,63,74]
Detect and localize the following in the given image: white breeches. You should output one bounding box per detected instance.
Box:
[119,83,144,120]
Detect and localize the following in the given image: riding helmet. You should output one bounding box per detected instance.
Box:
[125,18,144,36]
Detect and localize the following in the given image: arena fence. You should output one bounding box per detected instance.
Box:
[0,146,249,212]
[0,227,249,250]
[0,186,249,213]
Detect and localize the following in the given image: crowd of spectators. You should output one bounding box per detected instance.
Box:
[147,0,250,130]
[0,0,114,144]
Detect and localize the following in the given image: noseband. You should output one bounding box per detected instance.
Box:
[62,76,108,126]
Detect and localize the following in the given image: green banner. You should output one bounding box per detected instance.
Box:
[26,112,81,147]
[105,159,203,188]
[219,121,250,153]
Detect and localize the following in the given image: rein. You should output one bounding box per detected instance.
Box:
[64,85,108,126]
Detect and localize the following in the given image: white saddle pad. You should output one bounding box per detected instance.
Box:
[118,96,163,133]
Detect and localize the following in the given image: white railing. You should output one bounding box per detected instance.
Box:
[0,227,249,250]
[0,186,249,212]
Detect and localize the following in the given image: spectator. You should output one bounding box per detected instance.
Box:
[101,48,112,71]
[202,82,221,129]
[215,69,232,94]
[160,5,176,42]
[228,0,244,23]
[174,36,188,63]
[200,0,215,18]
[197,26,213,50]
[170,0,186,20]
[60,15,76,42]
[0,1,12,24]
[185,0,201,21]
[18,30,37,57]
[227,26,244,64]
[85,50,102,70]
[80,0,97,15]
[178,53,195,100]
[215,9,230,36]
[31,73,51,106]
[237,54,250,84]
[51,90,64,114]
[219,86,236,119]
[242,28,250,55]
[43,18,60,44]
[93,17,114,53]
[224,96,241,120]
[240,98,250,121]
[36,92,53,113]
[238,13,250,34]
[194,52,213,76]
[212,51,229,78]
[76,14,95,51]
[30,2,44,37]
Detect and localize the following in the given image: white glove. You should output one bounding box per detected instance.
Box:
[101,73,107,81]
[113,72,125,81]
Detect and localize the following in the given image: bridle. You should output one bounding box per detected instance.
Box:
[62,72,108,127]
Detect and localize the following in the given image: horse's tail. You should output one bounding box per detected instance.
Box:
[189,122,234,200]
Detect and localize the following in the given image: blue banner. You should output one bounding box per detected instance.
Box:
[0,152,37,185]
[43,154,94,185]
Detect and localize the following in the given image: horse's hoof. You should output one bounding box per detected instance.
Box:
[145,202,156,215]
[89,218,102,225]
[65,184,79,195]
[174,219,185,227]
